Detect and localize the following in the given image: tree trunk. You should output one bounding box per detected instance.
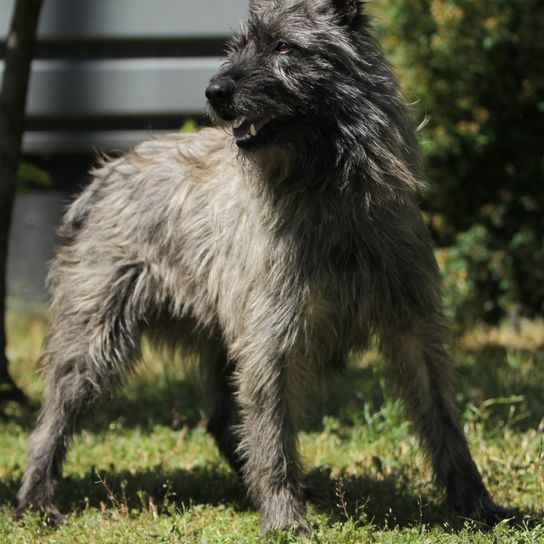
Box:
[0,0,43,404]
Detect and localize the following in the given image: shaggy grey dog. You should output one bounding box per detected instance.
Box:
[17,0,509,533]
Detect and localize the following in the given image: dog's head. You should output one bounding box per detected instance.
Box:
[205,0,368,152]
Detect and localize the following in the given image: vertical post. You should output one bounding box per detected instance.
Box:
[0,0,43,403]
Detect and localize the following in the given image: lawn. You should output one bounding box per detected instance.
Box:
[0,312,542,543]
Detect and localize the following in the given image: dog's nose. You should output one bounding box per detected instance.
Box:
[205,79,235,104]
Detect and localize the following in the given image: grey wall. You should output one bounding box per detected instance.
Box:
[1,0,247,153]
[8,193,65,304]
[1,0,247,41]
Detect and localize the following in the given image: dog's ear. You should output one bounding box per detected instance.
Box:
[331,0,362,26]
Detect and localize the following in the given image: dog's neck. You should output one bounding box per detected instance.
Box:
[242,131,416,212]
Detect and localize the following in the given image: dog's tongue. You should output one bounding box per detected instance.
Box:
[233,121,251,140]
[233,117,273,140]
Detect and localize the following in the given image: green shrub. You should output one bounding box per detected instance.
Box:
[373,0,544,326]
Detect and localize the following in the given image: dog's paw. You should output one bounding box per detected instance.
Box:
[260,495,310,535]
[15,501,66,527]
[261,519,311,536]
[453,493,515,526]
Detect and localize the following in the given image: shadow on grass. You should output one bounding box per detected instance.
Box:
[0,466,480,531]
[306,467,463,531]
[4,465,540,532]
[308,468,543,531]
[0,465,248,514]
[0,466,544,532]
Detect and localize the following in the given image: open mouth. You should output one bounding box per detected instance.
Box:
[232,115,276,147]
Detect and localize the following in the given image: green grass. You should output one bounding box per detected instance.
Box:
[1,312,543,543]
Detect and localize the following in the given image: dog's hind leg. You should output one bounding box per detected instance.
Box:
[16,263,152,523]
[379,316,511,524]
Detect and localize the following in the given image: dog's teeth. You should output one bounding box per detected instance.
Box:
[250,124,257,137]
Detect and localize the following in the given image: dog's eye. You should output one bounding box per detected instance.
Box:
[275,41,293,54]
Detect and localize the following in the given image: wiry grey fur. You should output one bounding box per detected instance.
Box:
[17,0,509,533]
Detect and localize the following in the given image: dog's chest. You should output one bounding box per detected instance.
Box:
[271,233,370,354]
[212,187,375,350]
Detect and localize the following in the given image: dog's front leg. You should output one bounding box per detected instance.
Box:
[234,351,308,534]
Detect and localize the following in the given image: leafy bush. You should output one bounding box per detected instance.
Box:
[373,0,544,326]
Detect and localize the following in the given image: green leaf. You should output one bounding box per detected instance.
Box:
[180,119,199,133]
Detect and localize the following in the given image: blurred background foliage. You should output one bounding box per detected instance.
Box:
[372,0,544,330]
[17,162,51,193]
